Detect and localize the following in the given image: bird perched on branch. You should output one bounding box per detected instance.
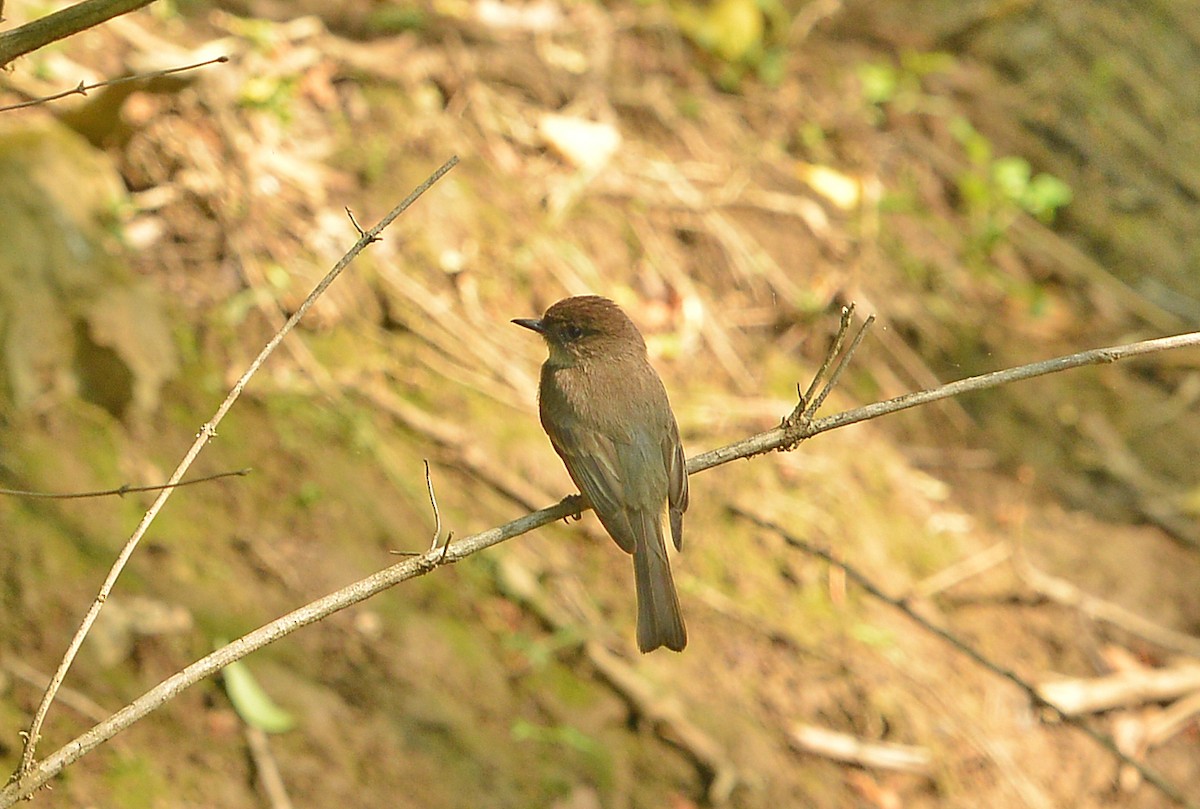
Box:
[513,295,689,652]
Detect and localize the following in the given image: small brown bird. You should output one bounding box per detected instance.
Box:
[513,295,688,652]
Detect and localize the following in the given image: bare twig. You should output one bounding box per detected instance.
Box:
[345,207,367,238]
[694,331,1200,473]
[0,468,249,500]
[245,726,294,809]
[789,724,932,775]
[777,306,870,454]
[423,460,442,552]
[1,659,108,724]
[5,326,1199,805]
[1036,663,1200,716]
[0,55,228,111]
[2,505,546,804]
[1147,690,1200,747]
[1015,560,1200,659]
[1116,689,1200,791]
[800,304,856,409]
[913,542,1012,599]
[13,156,459,782]
[423,462,455,563]
[0,0,156,69]
[802,312,874,423]
[731,508,1198,809]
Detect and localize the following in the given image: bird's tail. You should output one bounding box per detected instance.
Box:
[632,509,687,652]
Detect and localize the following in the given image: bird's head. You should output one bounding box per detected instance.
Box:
[512,295,646,367]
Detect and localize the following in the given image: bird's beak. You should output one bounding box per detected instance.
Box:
[511,317,546,334]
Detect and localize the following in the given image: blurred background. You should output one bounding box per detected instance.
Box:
[1,0,1198,806]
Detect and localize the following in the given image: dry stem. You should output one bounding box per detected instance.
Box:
[0,55,228,111]
[0,0,155,68]
[12,156,459,783]
[5,325,1200,805]
[734,508,1200,809]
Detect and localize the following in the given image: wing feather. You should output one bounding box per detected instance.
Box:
[545,421,639,553]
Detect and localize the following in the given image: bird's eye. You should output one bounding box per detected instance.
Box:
[563,324,584,340]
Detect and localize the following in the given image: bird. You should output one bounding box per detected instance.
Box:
[513,295,689,652]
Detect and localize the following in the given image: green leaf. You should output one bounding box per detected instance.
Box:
[992,156,1032,201]
[1023,174,1073,221]
[857,63,898,105]
[221,656,296,734]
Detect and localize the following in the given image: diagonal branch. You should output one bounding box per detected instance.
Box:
[731,507,1198,809]
[4,325,1199,805]
[693,331,1200,484]
[0,0,154,68]
[12,156,460,783]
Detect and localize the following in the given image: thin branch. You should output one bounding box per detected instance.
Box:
[0,468,250,500]
[1147,691,1200,748]
[4,325,1198,805]
[0,55,229,112]
[730,508,1198,809]
[13,156,459,781]
[345,207,368,238]
[1,658,108,724]
[800,303,856,409]
[245,726,294,809]
[803,312,874,424]
[424,460,442,552]
[913,542,1012,599]
[0,0,155,69]
[690,331,1200,477]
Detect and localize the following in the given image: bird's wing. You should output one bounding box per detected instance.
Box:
[665,424,688,551]
[545,421,639,554]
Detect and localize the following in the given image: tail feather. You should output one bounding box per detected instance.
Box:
[632,509,686,652]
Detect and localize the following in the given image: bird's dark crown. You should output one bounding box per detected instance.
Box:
[540,296,644,346]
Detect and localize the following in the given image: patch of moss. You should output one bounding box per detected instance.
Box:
[103,751,168,809]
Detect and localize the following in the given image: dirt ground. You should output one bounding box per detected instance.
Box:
[1,1,1198,807]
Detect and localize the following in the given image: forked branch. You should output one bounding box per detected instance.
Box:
[4,321,1199,805]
